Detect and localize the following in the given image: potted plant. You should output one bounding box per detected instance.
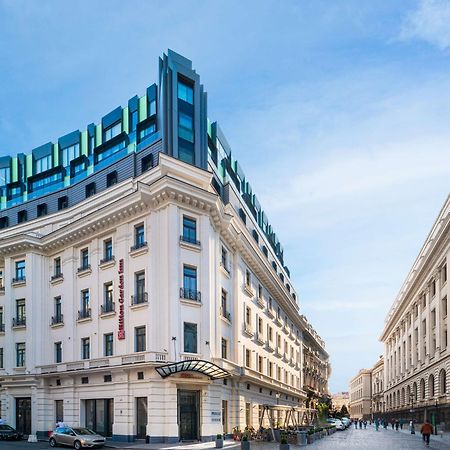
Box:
[279,434,290,450]
[232,426,241,441]
[216,433,224,448]
[241,434,250,450]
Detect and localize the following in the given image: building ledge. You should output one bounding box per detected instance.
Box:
[129,244,148,257]
[179,240,201,252]
[50,322,64,329]
[256,297,265,309]
[77,267,92,278]
[130,302,149,311]
[0,288,5,295]
[99,258,116,270]
[180,298,202,307]
[243,284,254,297]
[50,275,64,285]
[220,263,231,278]
[11,280,26,288]
[77,317,92,324]
[100,310,116,318]
[12,324,26,330]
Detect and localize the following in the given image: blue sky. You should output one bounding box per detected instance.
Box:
[1,0,450,393]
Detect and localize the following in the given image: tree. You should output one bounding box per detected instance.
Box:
[340,405,349,417]
[316,402,329,419]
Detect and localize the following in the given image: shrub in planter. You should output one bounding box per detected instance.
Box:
[216,434,224,449]
[241,435,250,450]
[279,435,290,450]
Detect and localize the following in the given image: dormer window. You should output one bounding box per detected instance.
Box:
[35,155,51,174]
[60,143,80,167]
[104,122,121,141]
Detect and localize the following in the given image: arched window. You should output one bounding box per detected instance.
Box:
[413,382,418,401]
[420,378,425,400]
[439,369,447,395]
[397,390,401,407]
[429,374,435,398]
[401,387,405,405]
[406,384,411,403]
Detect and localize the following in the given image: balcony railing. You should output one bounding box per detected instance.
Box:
[180,235,201,246]
[243,323,254,337]
[99,255,115,265]
[12,317,26,327]
[256,296,265,308]
[131,293,148,305]
[130,241,148,252]
[0,323,5,332]
[77,264,91,273]
[51,273,63,281]
[51,314,64,326]
[267,307,275,318]
[101,302,116,314]
[12,276,26,284]
[78,308,91,320]
[220,308,231,322]
[180,288,201,302]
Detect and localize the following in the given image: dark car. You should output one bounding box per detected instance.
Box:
[0,424,24,440]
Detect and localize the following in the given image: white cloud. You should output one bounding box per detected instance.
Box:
[401,0,450,49]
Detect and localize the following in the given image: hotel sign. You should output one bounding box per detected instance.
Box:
[118,258,125,339]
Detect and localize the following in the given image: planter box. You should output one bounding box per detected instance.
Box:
[241,441,250,450]
[279,444,290,450]
[215,438,224,448]
[307,434,315,444]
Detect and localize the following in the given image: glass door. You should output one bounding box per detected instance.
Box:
[15,398,31,435]
[178,390,199,441]
[136,397,148,439]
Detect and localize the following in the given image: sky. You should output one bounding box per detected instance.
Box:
[1,0,450,393]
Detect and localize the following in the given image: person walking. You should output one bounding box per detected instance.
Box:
[395,420,399,431]
[391,419,395,430]
[359,419,362,429]
[399,418,403,430]
[420,420,433,446]
[375,419,379,431]
[354,420,358,429]
[363,420,367,429]
[410,420,415,435]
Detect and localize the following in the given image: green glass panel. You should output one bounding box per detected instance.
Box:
[53,144,59,167]
[81,131,88,156]
[26,154,33,177]
[11,157,18,182]
[95,124,102,146]
[139,95,147,122]
[122,107,129,134]
[87,165,94,176]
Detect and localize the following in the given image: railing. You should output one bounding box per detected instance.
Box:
[181,353,201,361]
[0,323,5,332]
[180,288,201,302]
[12,276,26,284]
[256,296,265,308]
[180,235,201,246]
[122,354,145,364]
[267,307,275,318]
[131,293,148,305]
[51,314,64,325]
[266,341,274,351]
[220,308,231,322]
[51,273,63,281]
[243,323,254,336]
[89,358,109,368]
[99,255,115,265]
[130,241,148,252]
[101,302,116,314]
[12,317,26,327]
[78,308,91,320]
[256,332,265,344]
[77,264,91,273]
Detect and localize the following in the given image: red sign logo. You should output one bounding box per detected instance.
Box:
[118,258,125,339]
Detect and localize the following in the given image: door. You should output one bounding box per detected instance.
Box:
[222,400,228,434]
[136,397,148,439]
[85,399,114,437]
[178,390,199,441]
[16,398,31,435]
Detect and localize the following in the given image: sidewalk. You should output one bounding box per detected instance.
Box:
[383,423,450,446]
[105,439,240,450]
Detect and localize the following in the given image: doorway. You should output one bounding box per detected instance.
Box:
[16,398,31,435]
[178,390,199,441]
[136,397,148,439]
[85,399,114,436]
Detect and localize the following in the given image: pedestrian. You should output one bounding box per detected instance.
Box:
[399,418,403,430]
[363,421,367,429]
[395,420,399,431]
[375,418,379,431]
[359,419,362,429]
[420,420,433,446]
[391,419,395,430]
[410,420,415,435]
[354,420,358,429]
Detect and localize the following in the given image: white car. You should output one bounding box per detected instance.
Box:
[327,418,345,430]
[341,417,351,428]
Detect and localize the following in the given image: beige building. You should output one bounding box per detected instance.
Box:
[348,369,372,419]
[371,357,384,415]
[332,392,349,413]
[380,195,450,429]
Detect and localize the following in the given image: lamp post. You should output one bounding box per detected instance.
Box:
[409,393,415,435]
[434,399,438,435]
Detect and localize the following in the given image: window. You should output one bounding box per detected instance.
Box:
[15,260,25,281]
[35,154,51,174]
[245,349,251,367]
[221,338,228,359]
[54,297,62,323]
[149,99,156,116]
[104,374,112,383]
[61,143,80,167]
[184,322,198,353]
[85,182,96,198]
[134,271,146,304]
[80,290,90,319]
[221,246,228,269]
[178,80,194,104]
[103,239,113,261]
[135,326,146,352]
[17,210,27,223]
[0,347,3,369]
[130,110,138,131]
[221,289,228,316]
[431,280,436,297]
[245,306,251,325]
[80,248,89,270]
[16,299,26,325]
[141,154,153,172]
[258,317,263,334]
[103,282,114,312]
[0,167,10,186]
[55,342,62,363]
[104,122,121,141]
[81,377,89,384]
[0,217,8,229]
[58,196,68,210]
[81,338,90,359]
[431,309,436,328]
[183,266,198,297]
[137,371,144,380]
[106,171,118,187]
[443,264,448,284]
[104,333,114,357]
[178,112,194,143]
[443,296,448,318]
[37,203,47,217]
[245,269,251,287]
[138,122,156,142]
[258,356,263,373]
[258,285,263,299]
[54,257,62,277]
[16,343,25,367]
[134,224,145,248]
[182,216,197,244]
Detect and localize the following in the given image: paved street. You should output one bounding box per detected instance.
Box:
[2,426,450,450]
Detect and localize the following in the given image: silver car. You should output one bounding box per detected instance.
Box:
[49,427,105,449]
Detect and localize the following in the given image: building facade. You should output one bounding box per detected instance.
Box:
[0,50,329,442]
[371,357,384,415]
[380,196,450,429]
[331,392,349,413]
[348,369,372,420]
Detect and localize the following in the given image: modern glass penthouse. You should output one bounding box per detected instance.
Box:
[0,50,329,442]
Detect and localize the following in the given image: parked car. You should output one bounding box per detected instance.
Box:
[0,424,24,440]
[326,418,345,430]
[49,427,105,449]
[341,417,351,428]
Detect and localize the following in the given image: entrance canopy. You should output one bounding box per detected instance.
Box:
[155,360,230,380]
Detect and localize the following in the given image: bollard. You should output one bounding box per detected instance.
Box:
[27,434,38,443]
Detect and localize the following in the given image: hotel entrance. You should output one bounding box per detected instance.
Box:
[15,398,31,436]
[178,390,200,441]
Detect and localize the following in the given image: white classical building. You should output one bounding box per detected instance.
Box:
[0,50,328,442]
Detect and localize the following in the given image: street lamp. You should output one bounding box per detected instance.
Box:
[409,393,415,435]
[434,399,438,435]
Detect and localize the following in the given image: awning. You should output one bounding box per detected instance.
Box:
[155,360,230,380]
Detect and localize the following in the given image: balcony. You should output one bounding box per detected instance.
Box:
[78,308,92,321]
[256,296,265,308]
[267,307,275,318]
[220,308,231,322]
[180,235,201,247]
[12,317,26,327]
[180,288,201,303]
[130,241,148,254]
[0,286,5,295]
[100,302,116,314]
[243,283,253,297]
[11,276,26,285]
[51,314,64,326]
[256,332,265,345]
[220,261,231,277]
[50,273,64,284]
[274,347,282,358]
[0,323,5,333]
[131,293,148,306]
[274,316,282,326]
[77,264,91,276]
[99,255,115,268]
[243,323,255,337]
[266,340,274,352]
